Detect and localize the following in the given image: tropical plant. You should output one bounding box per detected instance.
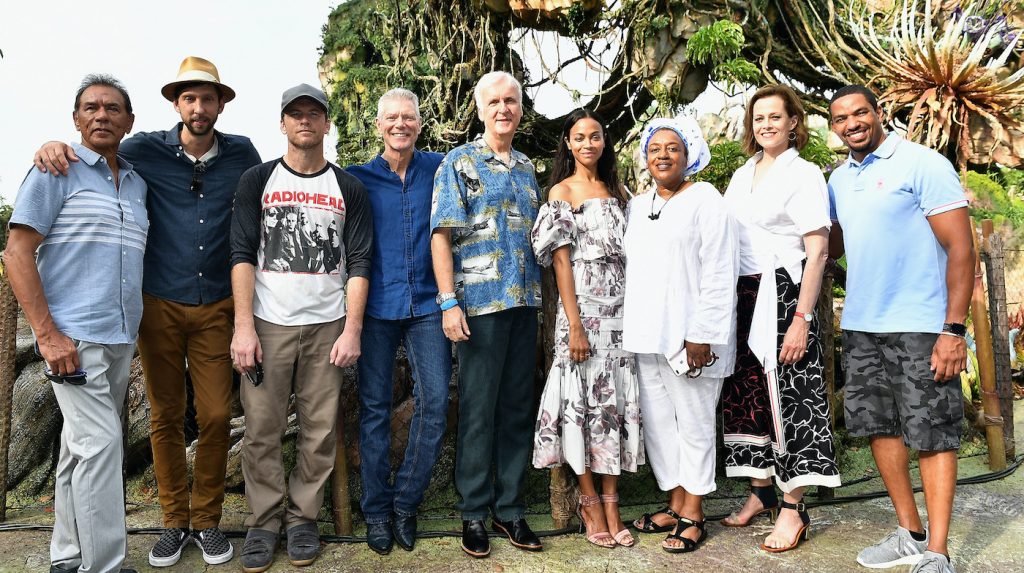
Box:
[849,0,1024,168]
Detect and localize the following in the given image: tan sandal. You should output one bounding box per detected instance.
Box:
[600,494,635,547]
[578,494,615,548]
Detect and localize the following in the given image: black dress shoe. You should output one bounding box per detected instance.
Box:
[393,514,417,551]
[492,517,542,551]
[461,520,490,558]
[366,521,394,555]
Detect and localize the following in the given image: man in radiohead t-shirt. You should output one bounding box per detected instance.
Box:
[229,84,372,572]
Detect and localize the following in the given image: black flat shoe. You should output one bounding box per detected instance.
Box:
[462,520,490,558]
[492,517,542,551]
[366,521,394,555]
[393,514,417,552]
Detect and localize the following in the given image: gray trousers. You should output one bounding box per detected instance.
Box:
[50,341,133,573]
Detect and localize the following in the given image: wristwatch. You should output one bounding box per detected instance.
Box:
[435,292,456,305]
[942,322,967,337]
[794,311,813,323]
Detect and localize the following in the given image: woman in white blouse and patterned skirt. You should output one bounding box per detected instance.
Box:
[623,117,739,554]
[719,84,840,553]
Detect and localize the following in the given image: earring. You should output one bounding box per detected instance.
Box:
[788,131,797,142]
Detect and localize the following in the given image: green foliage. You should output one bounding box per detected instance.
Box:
[799,131,840,171]
[685,20,744,65]
[712,58,760,90]
[964,170,1024,228]
[690,140,748,192]
[0,198,11,252]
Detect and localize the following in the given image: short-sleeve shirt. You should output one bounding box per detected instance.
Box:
[827,134,967,333]
[724,148,831,277]
[10,143,148,344]
[430,138,542,317]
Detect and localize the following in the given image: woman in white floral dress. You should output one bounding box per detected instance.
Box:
[531,108,644,548]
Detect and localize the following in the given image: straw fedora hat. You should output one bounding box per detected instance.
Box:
[161,56,236,102]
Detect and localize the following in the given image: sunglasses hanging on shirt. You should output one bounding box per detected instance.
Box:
[190,161,207,193]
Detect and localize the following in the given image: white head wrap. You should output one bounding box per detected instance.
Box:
[639,116,712,177]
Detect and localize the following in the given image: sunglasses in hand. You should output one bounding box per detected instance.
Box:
[34,342,87,385]
[242,362,264,387]
[686,352,720,379]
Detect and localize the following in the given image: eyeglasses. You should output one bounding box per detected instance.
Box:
[190,161,207,193]
[686,352,719,378]
[242,362,263,387]
[34,342,87,385]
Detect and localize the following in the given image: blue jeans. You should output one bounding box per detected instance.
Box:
[357,312,451,524]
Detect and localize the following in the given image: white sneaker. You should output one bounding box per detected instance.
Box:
[856,526,928,568]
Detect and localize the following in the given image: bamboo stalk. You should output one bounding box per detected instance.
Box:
[980,223,1015,459]
[0,269,17,523]
[971,222,1007,471]
[331,408,353,536]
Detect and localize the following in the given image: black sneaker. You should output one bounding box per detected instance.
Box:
[194,526,234,565]
[149,527,191,567]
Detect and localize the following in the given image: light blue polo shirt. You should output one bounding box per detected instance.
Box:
[11,143,148,344]
[828,134,966,334]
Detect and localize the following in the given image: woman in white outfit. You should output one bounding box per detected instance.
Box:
[719,84,838,553]
[623,117,739,553]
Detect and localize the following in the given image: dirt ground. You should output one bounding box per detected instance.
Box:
[1,405,1022,573]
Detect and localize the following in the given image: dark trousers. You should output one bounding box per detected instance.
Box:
[454,307,538,521]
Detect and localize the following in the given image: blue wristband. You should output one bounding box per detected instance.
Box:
[440,298,459,311]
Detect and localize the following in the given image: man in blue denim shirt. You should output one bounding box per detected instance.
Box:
[430,71,542,558]
[346,88,452,555]
[33,57,261,568]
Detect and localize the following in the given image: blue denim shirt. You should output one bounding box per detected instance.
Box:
[430,138,542,317]
[347,150,443,320]
[11,143,148,344]
[119,124,261,304]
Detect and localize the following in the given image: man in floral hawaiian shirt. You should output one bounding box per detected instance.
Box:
[430,71,543,559]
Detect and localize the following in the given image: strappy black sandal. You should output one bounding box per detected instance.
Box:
[632,506,681,534]
[720,484,779,527]
[662,516,707,554]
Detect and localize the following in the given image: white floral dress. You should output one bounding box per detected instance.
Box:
[530,198,645,475]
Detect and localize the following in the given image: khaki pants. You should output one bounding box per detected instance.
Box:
[241,317,345,532]
[137,294,234,529]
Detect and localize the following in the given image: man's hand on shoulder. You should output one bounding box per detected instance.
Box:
[930,334,967,382]
[33,142,78,177]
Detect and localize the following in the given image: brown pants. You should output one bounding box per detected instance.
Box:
[137,294,234,530]
[241,317,344,532]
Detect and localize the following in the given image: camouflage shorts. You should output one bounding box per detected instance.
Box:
[843,331,963,451]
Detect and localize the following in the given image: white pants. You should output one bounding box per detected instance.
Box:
[636,353,723,495]
[50,341,133,573]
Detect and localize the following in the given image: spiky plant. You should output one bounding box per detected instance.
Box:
[851,0,1024,168]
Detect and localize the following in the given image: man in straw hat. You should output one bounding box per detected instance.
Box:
[33,56,262,568]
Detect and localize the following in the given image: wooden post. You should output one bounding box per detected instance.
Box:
[331,408,353,535]
[970,223,1007,471]
[816,273,835,500]
[980,223,1016,459]
[0,266,17,522]
[548,465,575,529]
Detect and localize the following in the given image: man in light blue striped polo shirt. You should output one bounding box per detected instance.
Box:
[3,74,147,573]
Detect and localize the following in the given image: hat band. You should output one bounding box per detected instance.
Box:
[173,70,220,84]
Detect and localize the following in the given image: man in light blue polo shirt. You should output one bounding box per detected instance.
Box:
[4,75,146,573]
[827,85,974,573]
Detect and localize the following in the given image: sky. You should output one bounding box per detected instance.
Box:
[0,1,730,203]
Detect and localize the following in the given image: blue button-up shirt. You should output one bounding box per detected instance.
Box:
[11,143,148,344]
[430,138,542,317]
[346,150,443,320]
[119,124,261,304]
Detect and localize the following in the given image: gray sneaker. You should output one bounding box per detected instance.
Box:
[857,526,928,568]
[286,522,321,567]
[910,551,956,573]
[240,528,278,573]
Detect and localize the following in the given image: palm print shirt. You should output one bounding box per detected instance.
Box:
[430,138,542,317]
